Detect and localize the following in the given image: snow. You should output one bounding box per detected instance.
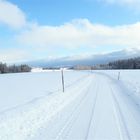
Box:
[0,70,140,140]
[31,68,44,72]
[95,70,140,106]
[0,71,92,140]
[0,70,89,112]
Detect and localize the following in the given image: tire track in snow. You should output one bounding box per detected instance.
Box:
[84,78,99,140]
[109,85,131,140]
[54,85,91,140]
[54,75,98,140]
[64,77,99,140]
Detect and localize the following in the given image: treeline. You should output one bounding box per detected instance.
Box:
[0,63,31,74]
[107,57,140,69]
[74,57,140,70]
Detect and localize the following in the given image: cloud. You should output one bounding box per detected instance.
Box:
[99,0,140,8]
[0,49,30,63]
[17,19,91,49]
[17,19,140,51]
[0,0,140,62]
[0,0,27,28]
[2,18,140,63]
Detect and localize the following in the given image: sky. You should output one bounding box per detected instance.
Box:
[0,0,140,63]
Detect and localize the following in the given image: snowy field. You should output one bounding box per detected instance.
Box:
[0,70,140,140]
[0,70,89,112]
[95,70,140,106]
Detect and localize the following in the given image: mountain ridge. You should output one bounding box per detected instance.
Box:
[25,48,140,67]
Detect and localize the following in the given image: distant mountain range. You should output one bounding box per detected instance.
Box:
[26,48,140,68]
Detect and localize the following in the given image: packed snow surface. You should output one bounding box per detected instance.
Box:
[0,70,140,140]
[0,70,88,112]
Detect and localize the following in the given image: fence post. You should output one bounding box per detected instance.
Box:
[118,71,120,80]
[91,67,92,73]
[61,69,65,92]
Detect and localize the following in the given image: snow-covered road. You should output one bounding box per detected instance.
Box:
[31,73,140,140]
[0,72,140,140]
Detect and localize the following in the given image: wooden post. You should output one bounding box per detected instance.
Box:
[91,67,92,73]
[61,69,65,92]
[118,71,120,80]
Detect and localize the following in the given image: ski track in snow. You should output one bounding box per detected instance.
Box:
[109,85,131,140]
[0,71,140,140]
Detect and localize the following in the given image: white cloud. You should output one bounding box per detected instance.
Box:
[17,19,140,50]
[17,19,91,48]
[0,0,27,28]
[0,49,30,63]
[2,18,140,63]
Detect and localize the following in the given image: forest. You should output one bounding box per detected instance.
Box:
[0,63,31,74]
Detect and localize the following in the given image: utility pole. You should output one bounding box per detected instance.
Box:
[61,68,65,92]
[118,71,120,80]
